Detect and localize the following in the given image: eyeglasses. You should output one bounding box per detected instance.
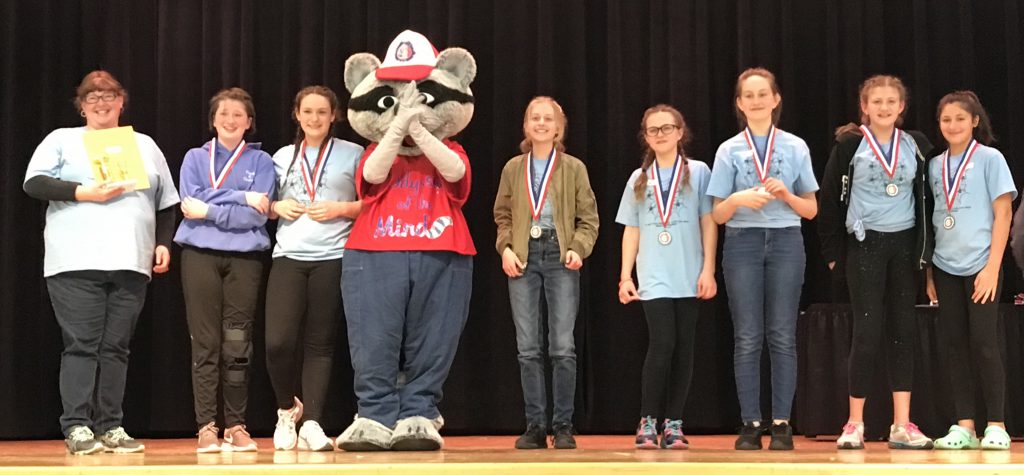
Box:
[644,124,680,137]
[83,92,118,104]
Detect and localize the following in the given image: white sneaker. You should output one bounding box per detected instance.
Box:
[274,397,304,450]
[298,420,335,451]
[837,422,864,450]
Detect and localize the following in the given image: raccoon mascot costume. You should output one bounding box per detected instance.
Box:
[336,30,476,451]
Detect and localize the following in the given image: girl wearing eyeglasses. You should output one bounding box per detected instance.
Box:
[493,96,599,450]
[174,87,276,453]
[616,104,716,449]
[707,67,818,451]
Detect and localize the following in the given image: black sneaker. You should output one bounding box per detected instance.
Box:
[552,422,577,449]
[515,424,547,449]
[735,422,766,450]
[768,422,794,450]
[65,425,104,455]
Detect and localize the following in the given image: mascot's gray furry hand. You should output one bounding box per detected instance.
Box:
[390,82,424,133]
[409,118,465,182]
[363,83,422,184]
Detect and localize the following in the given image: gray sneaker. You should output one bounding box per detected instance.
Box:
[888,422,933,450]
[65,425,104,455]
[99,426,145,453]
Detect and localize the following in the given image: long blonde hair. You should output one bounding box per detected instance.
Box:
[519,96,567,154]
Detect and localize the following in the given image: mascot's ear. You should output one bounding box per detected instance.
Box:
[344,53,381,93]
[435,47,477,90]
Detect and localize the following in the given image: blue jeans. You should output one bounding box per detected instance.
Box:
[342,250,473,428]
[47,270,148,436]
[722,226,805,423]
[508,231,579,427]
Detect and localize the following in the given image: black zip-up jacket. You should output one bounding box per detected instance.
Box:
[817,129,935,273]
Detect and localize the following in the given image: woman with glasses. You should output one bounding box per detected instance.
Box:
[494,96,599,450]
[616,104,717,449]
[707,67,818,451]
[23,70,180,455]
[175,87,275,453]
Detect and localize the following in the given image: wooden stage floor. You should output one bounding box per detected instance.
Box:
[2,435,1024,474]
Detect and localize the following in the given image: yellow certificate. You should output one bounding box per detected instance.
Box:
[83,126,150,191]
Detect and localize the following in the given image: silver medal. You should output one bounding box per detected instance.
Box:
[943,215,955,230]
[885,183,899,197]
[658,231,672,246]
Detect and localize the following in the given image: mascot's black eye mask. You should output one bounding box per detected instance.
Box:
[348,80,475,113]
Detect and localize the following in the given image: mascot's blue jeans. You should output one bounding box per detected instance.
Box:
[342,249,473,428]
[507,230,578,428]
[721,226,804,424]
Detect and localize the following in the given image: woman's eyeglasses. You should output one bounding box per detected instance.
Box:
[83,92,119,104]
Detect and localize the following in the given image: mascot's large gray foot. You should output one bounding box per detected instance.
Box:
[390,416,444,451]
[336,416,393,451]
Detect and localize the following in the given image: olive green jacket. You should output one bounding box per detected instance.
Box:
[493,152,599,263]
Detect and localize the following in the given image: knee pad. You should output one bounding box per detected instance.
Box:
[222,321,253,383]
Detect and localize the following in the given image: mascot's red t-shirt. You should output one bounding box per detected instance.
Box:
[346,139,476,255]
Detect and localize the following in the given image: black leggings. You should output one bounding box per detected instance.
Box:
[639,298,699,421]
[845,229,917,397]
[264,257,343,423]
[933,266,1005,422]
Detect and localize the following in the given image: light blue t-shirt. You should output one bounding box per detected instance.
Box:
[929,143,1017,276]
[706,129,818,228]
[616,160,713,299]
[845,129,919,238]
[272,138,364,261]
[24,127,180,278]
[529,155,555,230]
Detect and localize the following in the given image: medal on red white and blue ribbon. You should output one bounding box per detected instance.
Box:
[300,139,333,202]
[941,139,978,230]
[526,149,557,239]
[651,155,683,246]
[208,138,247,189]
[742,125,777,184]
[859,125,902,196]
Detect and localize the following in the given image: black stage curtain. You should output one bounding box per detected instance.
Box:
[3,0,1024,438]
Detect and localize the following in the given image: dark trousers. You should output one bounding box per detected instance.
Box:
[639,298,698,421]
[933,266,1005,422]
[181,247,264,428]
[265,257,342,423]
[845,229,917,397]
[342,250,473,428]
[47,270,148,436]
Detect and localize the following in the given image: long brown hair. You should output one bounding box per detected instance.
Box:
[834,75,908,138]
[734,67,782,128]
[289,85,341,166]
[936,90,995,145]
[633,104,691,201]
[519,96,567,154]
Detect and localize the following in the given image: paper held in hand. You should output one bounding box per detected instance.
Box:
[83,126,150,191]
